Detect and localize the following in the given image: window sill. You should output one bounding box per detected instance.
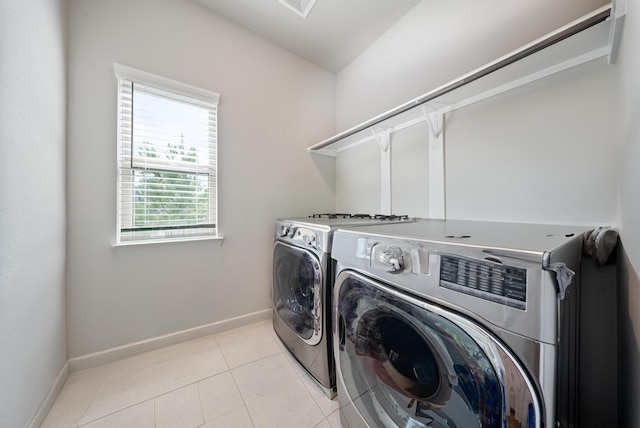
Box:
[113,235,224,247]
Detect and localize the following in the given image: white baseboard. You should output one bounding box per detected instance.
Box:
[68,308,272,373]
[29,362,69,428]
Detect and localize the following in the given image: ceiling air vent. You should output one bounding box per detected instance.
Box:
[279,0,318,18]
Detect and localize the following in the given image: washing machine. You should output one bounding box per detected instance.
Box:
[272,214,412,398]
[331,219,617,428]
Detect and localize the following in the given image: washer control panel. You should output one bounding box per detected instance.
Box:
[439,255,527,310]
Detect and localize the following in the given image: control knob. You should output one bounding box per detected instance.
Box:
[279,226,291,237]
[381,246,404,273]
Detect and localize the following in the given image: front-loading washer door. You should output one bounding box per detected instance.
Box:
[334,270,542,428]
[273,241,323,346]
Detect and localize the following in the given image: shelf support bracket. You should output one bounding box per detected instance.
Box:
[608,0,626,64]
[421,107,446,220]
[421,105,443,139]
[371,127,393,215]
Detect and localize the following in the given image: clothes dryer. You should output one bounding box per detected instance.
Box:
[272,214,411,398]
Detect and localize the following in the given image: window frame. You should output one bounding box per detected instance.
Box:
[113,63,221,245]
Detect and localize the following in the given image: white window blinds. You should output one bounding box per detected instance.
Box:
[114,64,220,244]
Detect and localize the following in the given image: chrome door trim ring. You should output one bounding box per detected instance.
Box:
[334,269,545,426]
[273,241,324,346]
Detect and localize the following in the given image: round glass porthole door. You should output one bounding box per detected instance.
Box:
[273,242,323,345]
[335,272,538,428]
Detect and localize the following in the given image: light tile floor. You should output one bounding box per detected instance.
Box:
[41,320,342,428]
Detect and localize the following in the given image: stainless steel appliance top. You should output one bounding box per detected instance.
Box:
[333,218,591,265]
[275,214,414,255]
[277,213,411,229]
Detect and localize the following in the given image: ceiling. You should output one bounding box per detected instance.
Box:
[193,0,422,73]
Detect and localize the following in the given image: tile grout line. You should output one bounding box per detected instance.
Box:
[228,367,255,427]
[74,369,109,427]
[195,380,206,427]
[75,347,223,426]
[224,341,281,428]
[298,375,327,427]
[196,328,278,427]
[77,397,156,427]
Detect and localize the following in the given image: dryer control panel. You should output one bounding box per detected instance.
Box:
[439,255,527,310]
[277,225,321,251]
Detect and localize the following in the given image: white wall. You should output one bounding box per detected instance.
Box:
[337,0,608,131]
[335,0,618,226]
[335,59,619,225]
[335,124,430,217]
[617,0,640,423]
[66,0,335,358]
[0,0,67,426]
[445,60,618,226]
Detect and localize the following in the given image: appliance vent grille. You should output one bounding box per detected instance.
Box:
[278,0,318,18]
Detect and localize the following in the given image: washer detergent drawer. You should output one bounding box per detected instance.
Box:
[272,241,323,346]
[334,270,542,428]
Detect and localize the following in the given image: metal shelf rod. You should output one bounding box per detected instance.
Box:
[308,5,611,153]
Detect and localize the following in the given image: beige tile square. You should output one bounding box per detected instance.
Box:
[231,354,298,398]
[158,335,229,390]
[41,366,107,428]
[259,318,274,331]
[262,319,281,343]
[198,371,244,422]
[77,335,228,425]
[232,354,324,428]
[327,409,342,428]
[155,383,203,428]
[274,338,310,379]
[201,406,254,428]
[77,349,167,425]
[80,400,154,428]
[243,381,324,428]
[215,322,280,369]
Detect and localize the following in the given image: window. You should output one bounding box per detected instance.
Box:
[114,64,219,244]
